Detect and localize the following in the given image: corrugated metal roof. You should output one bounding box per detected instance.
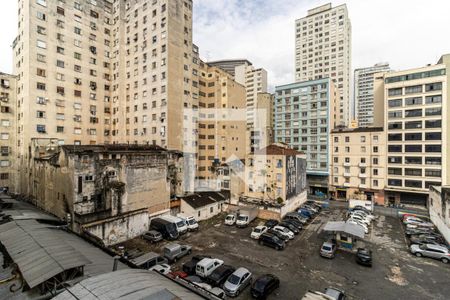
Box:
[322,221,365,239]
[129,252,160,267]
[54,269,204,300]
[0,220,91,288]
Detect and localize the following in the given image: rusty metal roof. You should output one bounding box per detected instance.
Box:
[0,219,91,288]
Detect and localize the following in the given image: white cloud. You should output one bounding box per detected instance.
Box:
[194,0,450,90]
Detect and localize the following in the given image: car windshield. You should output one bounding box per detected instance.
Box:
[228,274,241,285]
[177,221,185,227]
[322,246,332,251]
[188,219,197,225]
[282,228,290,233]
[167,223,177,232]
[254,279,269,290]
[419,244,427,250]
[226,215,233,220]
[237,216,247,221]
[254,228,261,233]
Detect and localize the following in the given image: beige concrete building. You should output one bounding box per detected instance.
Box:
[0,73,17,193]
[13,0,195,195]
[250,92,273,152]
[29,144,183,245]
[374,55,450,205]
[329,127,386,205]
[295,3,351,126]
[195,62,246,190]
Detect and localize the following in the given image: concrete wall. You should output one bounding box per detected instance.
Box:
[429,187,450,244]
[84,210,149,246]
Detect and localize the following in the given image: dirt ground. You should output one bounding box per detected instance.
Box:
[114,204,450,299]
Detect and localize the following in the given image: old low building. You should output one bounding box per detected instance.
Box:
[429,186,450,244]
[179,191,229,221]
[27,143,183,245]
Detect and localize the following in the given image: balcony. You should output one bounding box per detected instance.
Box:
[343,172,351,177]
[359,162,367,167]
[359,184,367,189]
[359,173,367,178]
[343,162,351,167]
[343,182,351,187]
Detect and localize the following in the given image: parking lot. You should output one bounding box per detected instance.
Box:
[117,203,450,299]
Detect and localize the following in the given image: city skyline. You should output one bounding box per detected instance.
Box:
[2,0,450,90]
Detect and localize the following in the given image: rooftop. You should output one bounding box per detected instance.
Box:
[331,127,384,133]
[61,144,168,154]
[180,191,230,209]
[255,144,304,156]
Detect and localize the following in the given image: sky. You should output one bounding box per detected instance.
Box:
[1,0,450,89]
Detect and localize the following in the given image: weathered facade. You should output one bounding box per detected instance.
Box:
[29,144,183,245]
[429,186,450,244]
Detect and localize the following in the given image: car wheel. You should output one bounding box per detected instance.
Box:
[415,252,422,257]
[276,246,280,250]
[442,258,449,264]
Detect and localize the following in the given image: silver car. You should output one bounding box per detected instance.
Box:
[223,267,252,297]
[320,241,337,258]
[410,243,450,264]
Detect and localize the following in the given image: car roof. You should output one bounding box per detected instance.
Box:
[256,274,276,284]
[233,267,250,277]
[146,230,161,234]
[164,243,181,250]
[425,244,448,251]
[255,225,266,229]
[322,241,333,247]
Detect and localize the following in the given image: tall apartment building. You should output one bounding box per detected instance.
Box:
[374,54,450,205]
[207,59,268,151]
[195,62,246,190]
[329,127,386,205]
[295,3,351,126]
[13,0,195,194]
[274,78,337,194]
[354,63,390,127]
[0,73,17,193]
[250,92,273,152]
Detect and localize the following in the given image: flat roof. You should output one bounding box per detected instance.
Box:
[331,127,384,133]
[323,221,365,239]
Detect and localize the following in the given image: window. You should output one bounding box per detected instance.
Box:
[425,82,442,92]
[388,179,402,186]
[388,133,402,141]
[37,40,46,49]
[405,109,422,118]
[425,132,441,140]
[425,169,441,177]
[388,168,402,175]
[405,133,422,140]
[405,85,422,94]
[37,82,46,90]
[425,157,441,165]
[388,156,402,164]
[405,145,422,152]
[36,0,47,7]
[405,121,422,129]
[425,95,442,104]
[74,52,81,60]
[36,11,46,21]
[0,133,9,140]
[388,88,402,96]
[388,111,402,119]
[405,97,422,106]
[36,125,46,133]
[57,126,64,133]
[425,145,441,152]
[388,99,402,107]
[57,6,65,15]
[0,161,10,167]
[388,122,402,130]
[405,168,422,176]
[36,68,46,77]
[388,145,402,152]
[425,120,441,128]
[373,157,379,165]
[405,180,422,188]
[37,25,46,35]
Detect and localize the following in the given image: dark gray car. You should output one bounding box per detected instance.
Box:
[142,230,163,243]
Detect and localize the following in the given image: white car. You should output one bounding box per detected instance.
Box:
[149,263,171,274]
[403,216,424,225]
[406,222,435,229]
[273,225,294,239]
[352,211,375,221]
[225,214,236,225]
[349,214,370,225]
[347,219,369,234]
[250,226,268,239]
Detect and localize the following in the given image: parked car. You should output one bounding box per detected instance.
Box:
[282,218,303,230]
[267,228,290,243]
[302,205,319,214]
[129,252,168,270]
[351,210,374,221]
[185,275,203,283]
[320,240,337,258]
[207,265,236,287]
[210,287,226,299]
[279,222,300,234]
[196,258,224,278]
[405,227,435,237]
[183,255,212,275]
[352,205,371,214]
[223,267,253,297]
[355,248,372,267]
[347,219,369,234]
[410,243,450,263]
[348,214,370,225]
[324,287,346,300]
[272,225,294,240]
[298,209,313,219]
[403,216,426,225]
[225,214,237,225]
[168,271,188,279]
[264,219,279,228]
[163,243,192,262]
[409,234,446,246]
[251,226,268,239]
[178,214,199,231]
[142,230,163,243]
[258,233,286,250]
[306,200,322,210]
[284,213,308,224]
[149,263,171,274]
[405,222,435,229]
[250,274,280,299]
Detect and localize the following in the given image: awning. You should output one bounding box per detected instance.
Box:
[323,221,365,239]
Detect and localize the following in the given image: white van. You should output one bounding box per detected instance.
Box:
[195,258,224,278]
[177,214,199,231]
[161,215,188,234]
